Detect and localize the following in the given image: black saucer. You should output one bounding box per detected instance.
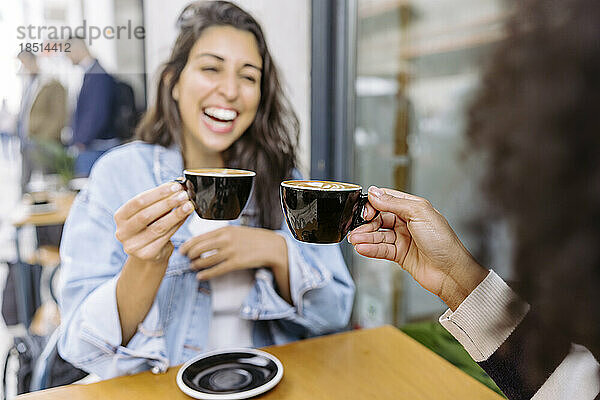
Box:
[176,348,283,399]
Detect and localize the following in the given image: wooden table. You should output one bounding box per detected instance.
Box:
[18,326,504,400]
[11,192,76,327]
[13,192,76,228]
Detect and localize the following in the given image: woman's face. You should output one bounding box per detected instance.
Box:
[173,25,262,154]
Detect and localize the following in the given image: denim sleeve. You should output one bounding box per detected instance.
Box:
[58,183,169,379]
[240,225,355,337]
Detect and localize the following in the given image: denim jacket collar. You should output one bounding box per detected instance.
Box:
[154,144,183,184]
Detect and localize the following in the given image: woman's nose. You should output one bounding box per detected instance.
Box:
[218,73,239,101]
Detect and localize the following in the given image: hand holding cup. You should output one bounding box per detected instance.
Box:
[114,182,194,265]
[347,186,488,311]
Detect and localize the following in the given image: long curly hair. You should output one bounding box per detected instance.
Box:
[136,1,298,229]
[468,0,600,386]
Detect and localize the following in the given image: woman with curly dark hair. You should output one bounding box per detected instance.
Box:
[349,0,600,398]
[57,1,354,379]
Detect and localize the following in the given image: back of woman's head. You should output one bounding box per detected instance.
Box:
[468,0,600,380]
[137,1,298,229]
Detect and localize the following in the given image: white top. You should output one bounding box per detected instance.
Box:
[439,270,600,399]
[187,215,254,351]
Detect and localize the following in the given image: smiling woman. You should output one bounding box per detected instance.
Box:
[57,0,354,381]
[137,2,296,230]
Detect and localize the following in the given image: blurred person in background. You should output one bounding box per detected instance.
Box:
[349,0,600,398]
[0,98,16,139]
[57,1,354,380]
[16,50,67,190]
[66,36,119,177]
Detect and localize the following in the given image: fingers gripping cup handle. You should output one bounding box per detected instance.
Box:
[173,176,189,193]
[174,176,187,186]
[351,193,380,230]
[174,176,195,208]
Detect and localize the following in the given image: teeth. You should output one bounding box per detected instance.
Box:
[206,119,232,129]
[204,107,237,121]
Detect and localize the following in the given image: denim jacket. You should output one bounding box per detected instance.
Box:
[57,142,355,379]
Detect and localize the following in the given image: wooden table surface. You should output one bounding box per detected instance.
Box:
[12,192,76,228]
[18,326,503,400]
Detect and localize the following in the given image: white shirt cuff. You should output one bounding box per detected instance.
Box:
[532,344,600,400]
[439,270,530,362]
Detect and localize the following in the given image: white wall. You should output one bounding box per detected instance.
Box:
[0,2,25,114]
[81,0,118,72]
[143,0,311,173]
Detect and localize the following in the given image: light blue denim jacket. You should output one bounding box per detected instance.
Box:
[57,142,355,379]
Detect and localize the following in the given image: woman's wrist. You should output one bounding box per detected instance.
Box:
[116,256,168,345]
[126,254,169,273]
[256,230,288,271]
[260,230,291,303]
[441,254,489,311]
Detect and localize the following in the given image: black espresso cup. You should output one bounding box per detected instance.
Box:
[175,168,255,220]
[280,180,379,243]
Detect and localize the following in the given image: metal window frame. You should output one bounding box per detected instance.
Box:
[311,0,358,267]
[310,0,357,183]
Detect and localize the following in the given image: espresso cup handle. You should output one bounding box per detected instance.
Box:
[351,193,380,230]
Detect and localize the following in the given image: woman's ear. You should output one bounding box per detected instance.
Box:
[172,82,180,102]
[164,70,179,101]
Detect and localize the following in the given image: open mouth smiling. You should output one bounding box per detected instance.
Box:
[201,106,239,133]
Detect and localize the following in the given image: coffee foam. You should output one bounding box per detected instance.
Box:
[282,180,360,190]
[185,168,255,177]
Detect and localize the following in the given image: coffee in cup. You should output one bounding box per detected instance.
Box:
[280,180,379,243]
[176,168,255,220]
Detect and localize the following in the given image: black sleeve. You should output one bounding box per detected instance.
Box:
[477,310,571,400]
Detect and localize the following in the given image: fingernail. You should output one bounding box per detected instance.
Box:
[196,272,205,280]
[176,191,188,201]
[170,183,181,192]
[183,201,193,212]
[369,186,383,198]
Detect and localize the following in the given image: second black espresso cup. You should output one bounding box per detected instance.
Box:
[280,180,379,244]
[176,168,255,220]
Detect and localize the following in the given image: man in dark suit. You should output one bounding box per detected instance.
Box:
[66,37,119,176]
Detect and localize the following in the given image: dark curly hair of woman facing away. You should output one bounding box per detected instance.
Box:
[467,0,600,390]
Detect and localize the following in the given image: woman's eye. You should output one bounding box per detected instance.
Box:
[201,67,218,72]
[242,75,257,83]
